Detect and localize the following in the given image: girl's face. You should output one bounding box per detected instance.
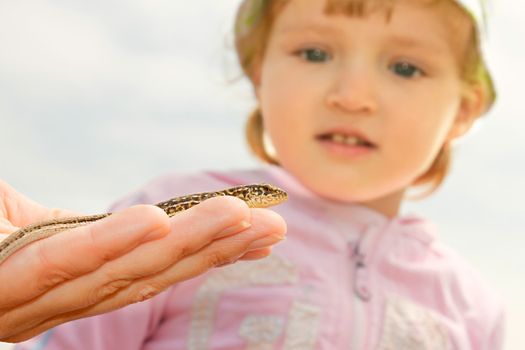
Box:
[256,0,481,216]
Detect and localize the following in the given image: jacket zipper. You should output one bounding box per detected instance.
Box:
[349,235,372,349]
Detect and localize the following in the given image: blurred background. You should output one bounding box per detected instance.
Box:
[0,0,523,348]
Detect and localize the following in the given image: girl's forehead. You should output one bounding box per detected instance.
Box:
[280,0,459,14]
[275,0,462,21]
[272,0,470,53]
[275,1,419,31]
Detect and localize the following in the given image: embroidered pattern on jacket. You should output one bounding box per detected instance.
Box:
[283,301,321,350]
[239,315,285,350]
[376,297,451,350]
[188,255,298,350]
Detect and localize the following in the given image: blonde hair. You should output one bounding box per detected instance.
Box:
[234,0,495,196]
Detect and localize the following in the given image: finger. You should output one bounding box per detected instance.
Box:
[0,204,171,309]
[2,208,286,340]
[163,195,252,253]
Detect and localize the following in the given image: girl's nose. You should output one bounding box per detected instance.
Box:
[325,67,378,115]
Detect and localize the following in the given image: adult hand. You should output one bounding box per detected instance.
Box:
[0,180,286,343]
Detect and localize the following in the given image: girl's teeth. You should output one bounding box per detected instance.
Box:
[332,134,346,144]
[330,134,362,146]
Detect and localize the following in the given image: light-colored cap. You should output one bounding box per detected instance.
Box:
[456,0,496,111]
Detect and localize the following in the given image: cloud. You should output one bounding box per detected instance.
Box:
[0,0,253,210]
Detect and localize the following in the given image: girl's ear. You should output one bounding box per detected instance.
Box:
[447,84,486,140]
[252,64,263,100]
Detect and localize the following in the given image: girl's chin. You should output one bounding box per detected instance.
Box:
[306,182,383,202]
[305,180,406,210]
[282,161,407,205]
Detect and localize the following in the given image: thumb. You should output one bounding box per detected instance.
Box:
[0,217,19,236]
[0,179,80,228]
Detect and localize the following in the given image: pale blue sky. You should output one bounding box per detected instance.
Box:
[0,0,523,348]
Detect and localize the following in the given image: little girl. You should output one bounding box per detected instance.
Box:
[17,0,504,348]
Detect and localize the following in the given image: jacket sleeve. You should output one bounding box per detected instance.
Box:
[481,306,505,350]
[459,263,506,350]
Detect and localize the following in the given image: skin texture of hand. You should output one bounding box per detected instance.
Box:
[0,180,287,343]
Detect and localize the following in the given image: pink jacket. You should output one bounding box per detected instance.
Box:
[16,166,504,349]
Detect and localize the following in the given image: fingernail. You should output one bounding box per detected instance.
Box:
[217,220,251,239]
[240,248,272,261]
[248,234,285,250]
[134,286,161,303]
[216,256,241,267]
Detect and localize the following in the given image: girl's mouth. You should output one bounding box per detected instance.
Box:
[316,131,377,158]
[317,133,376,148]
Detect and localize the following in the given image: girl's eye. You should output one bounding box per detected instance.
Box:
[390,62,424,78]
[297,48,330,63]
